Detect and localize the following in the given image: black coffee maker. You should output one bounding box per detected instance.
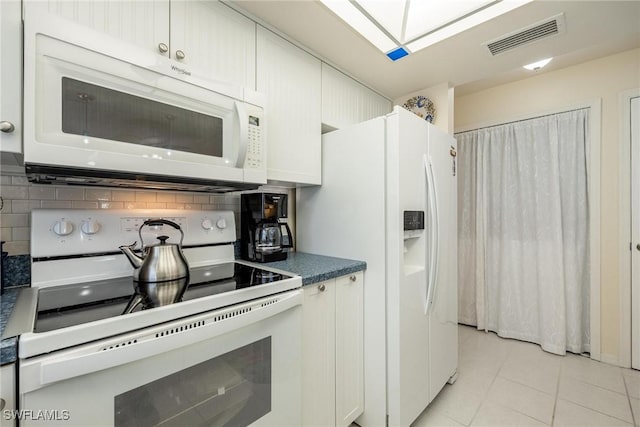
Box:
[241,193,293,263]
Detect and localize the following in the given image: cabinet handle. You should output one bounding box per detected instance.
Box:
[0,398,5,410]
[175,50,186,60]
[637,243,640,251]
[0,121,15,133]
[349,275,357,282]
[158,43,169,54]
[318,284,326,292]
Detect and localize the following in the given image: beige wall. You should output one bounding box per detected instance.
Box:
[394,82,454,134]
[454,48,640,361]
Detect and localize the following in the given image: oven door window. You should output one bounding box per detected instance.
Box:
[114,337,271,427]
[62,77,223,158]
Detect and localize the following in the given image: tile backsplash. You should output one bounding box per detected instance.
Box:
[0,171,243,256]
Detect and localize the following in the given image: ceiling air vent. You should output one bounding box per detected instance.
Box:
[483,13,566,56]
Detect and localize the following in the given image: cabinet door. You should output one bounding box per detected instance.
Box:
[0,0,22,154]
[0,364,16,427]
[257,26,322,185]
[302,281,336,426]
[335,272,364,426]
[170,1,256,89]
[322,63,391,130]
[30,0,170,55]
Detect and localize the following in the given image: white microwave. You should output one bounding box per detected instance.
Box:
[23,9,266,192]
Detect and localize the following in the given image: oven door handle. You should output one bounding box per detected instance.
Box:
[27,290,302,392]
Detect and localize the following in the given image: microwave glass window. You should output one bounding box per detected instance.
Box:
[61,77,223,157]
[114,337,272,426]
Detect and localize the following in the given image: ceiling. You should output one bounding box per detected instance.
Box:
[228,1,640,99]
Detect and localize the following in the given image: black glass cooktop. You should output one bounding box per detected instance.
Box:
[35,263,293,333]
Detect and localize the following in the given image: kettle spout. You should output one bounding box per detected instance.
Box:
[119,243,144,269]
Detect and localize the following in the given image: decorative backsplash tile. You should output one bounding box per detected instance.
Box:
[0,171,243,256]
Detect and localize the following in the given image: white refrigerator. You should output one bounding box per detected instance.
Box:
[297,106,458,427]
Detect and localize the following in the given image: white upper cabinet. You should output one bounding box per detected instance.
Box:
[0,0,23,154]
[257,26,322,186]
[32,0,256,89]
[170,1,256,89]
[322,63,392,130]
[30,0,170,54]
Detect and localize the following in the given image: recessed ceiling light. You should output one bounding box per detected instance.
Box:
[523,57,553,71]
[320,0,534,61]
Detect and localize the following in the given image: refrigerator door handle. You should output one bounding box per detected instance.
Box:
[424,155,440,314]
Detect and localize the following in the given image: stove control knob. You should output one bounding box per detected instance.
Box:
[81,219,101,235]
[53,220,74,236]
[201,219,213,230]
[216,218,227,230]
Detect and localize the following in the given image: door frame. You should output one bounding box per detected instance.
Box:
[618,88,640,368]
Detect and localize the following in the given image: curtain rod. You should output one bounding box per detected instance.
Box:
[454,106,590,136]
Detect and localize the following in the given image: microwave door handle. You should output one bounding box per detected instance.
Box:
[235,101,249,168]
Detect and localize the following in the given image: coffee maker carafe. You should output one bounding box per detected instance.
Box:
[241,193,293,262]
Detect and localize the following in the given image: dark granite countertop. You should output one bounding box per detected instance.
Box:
[0,252,365,365]
[263,252,366,286]
[1,287,22,365]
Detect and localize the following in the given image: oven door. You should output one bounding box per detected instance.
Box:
[23,10,265,185]
[19,290,302,427]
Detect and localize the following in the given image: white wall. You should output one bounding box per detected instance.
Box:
[454,47,640,361]
[394,82,454,134]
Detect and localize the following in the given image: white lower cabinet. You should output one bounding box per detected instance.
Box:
[334,273,365,425]
[0,363,16,427]
[302,272,364,426]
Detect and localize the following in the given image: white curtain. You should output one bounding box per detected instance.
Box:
[456,109,590,355]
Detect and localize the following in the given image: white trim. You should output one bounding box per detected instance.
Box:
[454,99,602,361]
[600,353,620,367]
[589,99,602,362]
[619,88,640,369]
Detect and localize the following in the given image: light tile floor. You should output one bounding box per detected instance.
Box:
[412,325,640,427]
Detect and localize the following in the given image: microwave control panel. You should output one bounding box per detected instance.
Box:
[245,114,263,169]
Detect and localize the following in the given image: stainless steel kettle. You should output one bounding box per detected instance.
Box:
[119,219,189,282]
[122,276,189,314]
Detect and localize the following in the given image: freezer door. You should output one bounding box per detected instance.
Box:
[385,107,431,427]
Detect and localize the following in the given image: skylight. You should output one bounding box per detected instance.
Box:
[320,0,534,61]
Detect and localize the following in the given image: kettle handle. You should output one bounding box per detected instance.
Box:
[122,294,144,314]
[139,219,184,249]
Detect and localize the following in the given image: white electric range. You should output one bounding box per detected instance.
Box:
[17,208,303,427]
